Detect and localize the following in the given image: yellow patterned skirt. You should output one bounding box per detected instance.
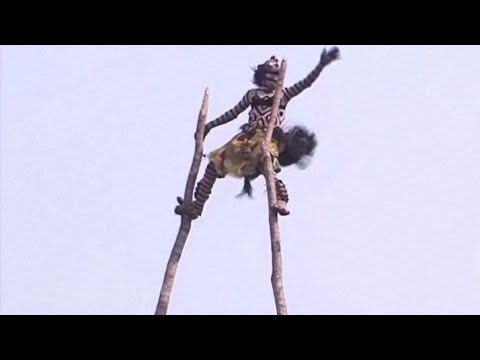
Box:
[208,129,281,178]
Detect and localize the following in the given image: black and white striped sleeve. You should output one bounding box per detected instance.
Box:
[284,47,340,101]
[205,90,253,133]
[283,60,326,101]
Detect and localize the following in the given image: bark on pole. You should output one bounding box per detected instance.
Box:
[261,60,288,315]
[155,88,209,315]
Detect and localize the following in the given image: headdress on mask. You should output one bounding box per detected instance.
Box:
[252,55,281,87]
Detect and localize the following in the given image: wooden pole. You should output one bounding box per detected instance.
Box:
[261,60,288,315]
[155,88,209,315]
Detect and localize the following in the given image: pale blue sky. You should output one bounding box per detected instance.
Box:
[1,45,480,315]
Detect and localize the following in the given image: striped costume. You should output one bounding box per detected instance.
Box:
[177,47,340,219]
